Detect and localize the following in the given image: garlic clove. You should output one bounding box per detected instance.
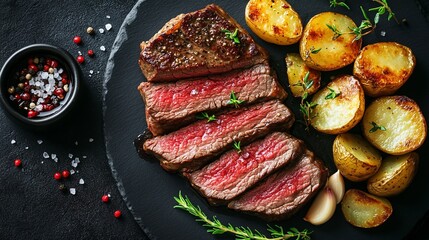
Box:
[327,170,346,204]
[304,186,337,225]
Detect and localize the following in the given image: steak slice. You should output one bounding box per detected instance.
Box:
[139,4,268,82]
[184,132,304,205]
[143,100,294,172]
[138,64,287,136]
[228,150,328,221]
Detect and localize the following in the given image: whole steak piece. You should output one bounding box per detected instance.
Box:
[184,132,304,205]
[228,150,328,221]
[143,100,294,172]
[139,4,268,82]
[138,64,287,136]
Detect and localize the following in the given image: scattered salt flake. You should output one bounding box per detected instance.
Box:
[76,170,79,173]
[107,193,111,197]
[41,161,44,164]
[79,179,85,185]
[100,46,106,51]
[43,152,49,159]
[89,70,94,74]
[68,153,73,159]
[82,156,87,159]
[51,153,57,159]
[78,50,82,55]
[89,138,94,143]
[380,31,386,37]
[37,140,43,144]
[11,139,16,145]
[25,146,29,150]
[99,28,105,34]
[105,23,112,31]
[71,161,78,168]
[75,141,79,146]
[75,157,80,163]
[97,71,100,74]
[106,15,111,19]
[70,188,76,195]
[70,169,75,175]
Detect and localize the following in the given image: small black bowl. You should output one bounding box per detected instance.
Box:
[0,44,80,127]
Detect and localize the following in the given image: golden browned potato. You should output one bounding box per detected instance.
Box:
[333,133,382,182]
[299,12,362,71]
[285,53,321,98]
[245,0,302,45]
[310,75,365,134]
[362,96,427,155]
[368,152,419,197]
[341,189,393,228]
[354,42,416,97]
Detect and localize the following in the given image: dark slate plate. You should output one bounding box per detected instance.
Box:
[103,0,429,239]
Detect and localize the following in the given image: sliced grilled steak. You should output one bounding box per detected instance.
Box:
[138,64,287,136]
[184,132,304,205]
[228,150,328,221]
[143,100,294,172]
[139,4,268,82]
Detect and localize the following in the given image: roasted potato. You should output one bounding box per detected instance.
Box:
[310,75,365,134]
[354,42,416,97]
[368,152,419,197]
[341,189,393,228]
[245,0,302,45]
[285,53,321,97]
[333,133,382,182]
[362,96,427,155]
[299,12,362,71]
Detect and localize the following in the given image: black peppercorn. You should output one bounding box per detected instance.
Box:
[59,184,68,193]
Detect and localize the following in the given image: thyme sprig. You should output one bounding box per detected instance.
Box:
[174,192,312,240]
[310,47,322,54]
[369,0,398,24]
[329,0,350,10]
[369,121,387,133]
[222,28,240,44]
[196,112,216,122]
[227,90,245,108]
[233,140,242,154]
[325,87,341,100]
[326,24,343,40]
[294,72,318,130]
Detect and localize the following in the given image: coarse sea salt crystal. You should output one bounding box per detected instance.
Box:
[70,188,76,195]
[79,179,85,185]
[25,146,29,150]
[71,161,78,168]
[69,153,73,159]
[70,169,75,175]
[380,31,386,37]
[43,152,49,158]
[75,141,79,146]
[100,46,106,51]
[53,157,58,163]
[82,156,87,159]
[58,68,63,74]
[99,28,105,34]
[89,138,94,143]
[89,70,94,74]
[37,140,43,144]
[190,89,198,95]
[51,153,57,159]
[11,139,16,144]
[105,23,112,31]
[106,15,111,19]
[41,72,49,79]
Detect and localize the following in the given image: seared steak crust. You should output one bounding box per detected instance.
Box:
[184,132,304,205]
[143,100,294,172]
[139,4,268,82]
[138,64,287,136]
[228,150,328,221]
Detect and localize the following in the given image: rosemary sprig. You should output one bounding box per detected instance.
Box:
[196,112,216,122]
[369,0,398,24]
[325,87,341,100]
[227,90,245,108]
[222,28,240,44]
[174,192,312,240]
[233,140,242,154]
[329,0,350,10]
[369,121,387,133]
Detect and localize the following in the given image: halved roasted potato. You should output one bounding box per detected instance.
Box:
[362,96,427,155]
[310,75,365,134]
[368,152,419,197]
[333,133,382,182]
[299,12,362,71]
[245,0,302,45]
[285,53,321,97]
[354,42,416,97]
[341,189,393,228]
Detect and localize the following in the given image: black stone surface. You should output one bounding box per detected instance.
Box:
[0,1,147,239]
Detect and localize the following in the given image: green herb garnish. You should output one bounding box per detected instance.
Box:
[196,112,216,122]
[369,121,387,133]
[227,90,244,108]
[222,28,240,44]
[174,192,312,240]
[329,0,350,10]
[293,72,318,130]
[310,47,322,54]
[369,0,398,23]
[325,87,341,100]
[233,140,242,154]
[326,24,343,40]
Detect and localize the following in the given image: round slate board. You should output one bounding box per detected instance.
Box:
[103,0,429,239]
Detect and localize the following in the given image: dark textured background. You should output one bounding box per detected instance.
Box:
[0,1,148,239]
